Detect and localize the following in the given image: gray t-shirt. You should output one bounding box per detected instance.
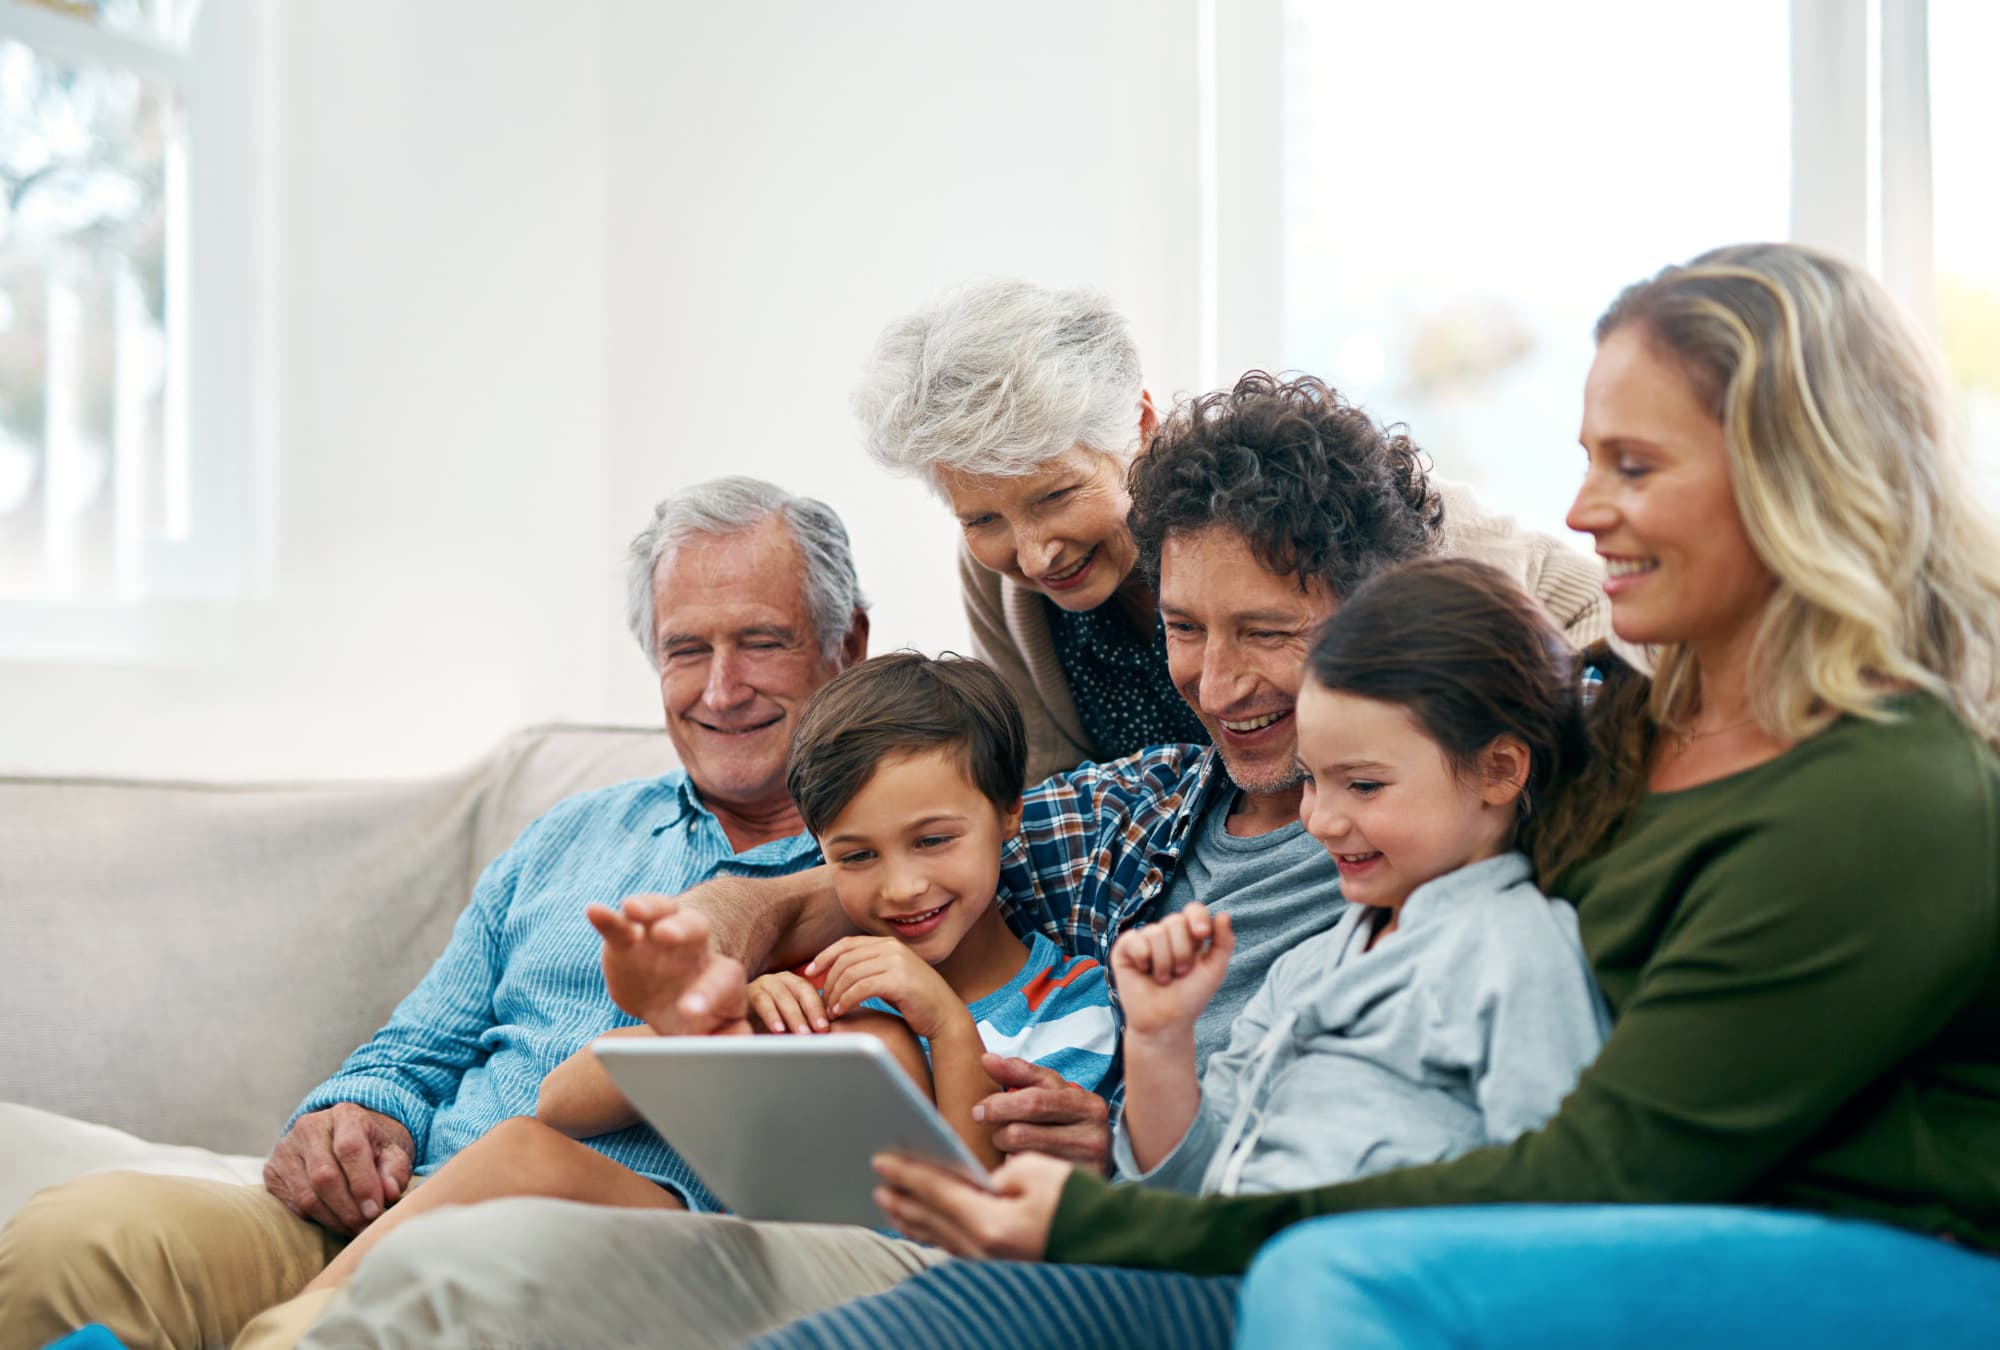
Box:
[1154,788,1344,1071]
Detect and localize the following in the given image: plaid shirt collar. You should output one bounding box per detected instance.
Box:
[997,743,1232,969]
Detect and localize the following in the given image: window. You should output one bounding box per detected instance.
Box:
[1274,0,1789,540]
[0,0,273,661]
[1930,1,2000,502]
[1206,0,1991,537]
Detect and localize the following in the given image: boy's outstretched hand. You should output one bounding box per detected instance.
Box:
[587,895,750,1036]
[1110,903,1235,1039]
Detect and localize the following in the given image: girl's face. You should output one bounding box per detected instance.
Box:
[1294,681,1523,916]
[1567,323,1777,652]
[937,446,1138,612]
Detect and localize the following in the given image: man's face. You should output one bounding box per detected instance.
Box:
[650,517,857,814]
[1159,527,1335,808]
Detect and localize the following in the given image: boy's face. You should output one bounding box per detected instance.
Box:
[816,748,1023,967]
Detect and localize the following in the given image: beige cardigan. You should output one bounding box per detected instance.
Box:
[960,481,1618,784]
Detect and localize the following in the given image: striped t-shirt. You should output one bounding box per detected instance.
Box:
[880,932,1116,1094]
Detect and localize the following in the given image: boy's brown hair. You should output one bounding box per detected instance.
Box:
[785,652,1027,836]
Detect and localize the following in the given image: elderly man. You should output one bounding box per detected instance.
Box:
[295,377,1524,1349]
[0,477,869,1350]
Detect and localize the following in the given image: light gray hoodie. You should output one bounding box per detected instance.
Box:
[1113,851,1609,1196]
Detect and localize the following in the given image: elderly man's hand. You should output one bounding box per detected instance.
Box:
[973,1054,1113,1174]
[587,895,750,1036]
[870,1151,1069,1261]
[263,1103,414,1236]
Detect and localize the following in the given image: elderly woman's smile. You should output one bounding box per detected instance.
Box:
[936,447,1139,612]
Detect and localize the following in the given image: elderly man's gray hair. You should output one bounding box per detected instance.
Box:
[853,278,1145,485]
[625,477,867,666]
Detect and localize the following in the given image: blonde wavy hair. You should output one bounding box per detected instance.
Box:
[1597,241,2000,748]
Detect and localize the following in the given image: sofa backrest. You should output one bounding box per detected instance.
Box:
[0,723,676,1156]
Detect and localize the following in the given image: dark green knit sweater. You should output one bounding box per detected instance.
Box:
[1049,695,2000,1274]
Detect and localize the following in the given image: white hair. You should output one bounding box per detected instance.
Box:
[853,278,1145,486]
[624,477,867,667]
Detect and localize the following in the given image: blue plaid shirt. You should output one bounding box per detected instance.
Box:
[995,742,1227,1033]
[287,770,819,1211]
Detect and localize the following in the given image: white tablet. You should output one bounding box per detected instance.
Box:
[593,1034,994,1228]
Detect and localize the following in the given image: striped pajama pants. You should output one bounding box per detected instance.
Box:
[751,1260,1242,1350]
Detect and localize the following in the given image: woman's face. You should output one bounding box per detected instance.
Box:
[1567,323,1776,652]
[938,445,1139,611]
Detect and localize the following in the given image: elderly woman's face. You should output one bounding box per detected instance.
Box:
[938,446,1139,611]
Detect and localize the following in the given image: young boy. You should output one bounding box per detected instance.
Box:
[735,650,1118,1166]
[293,652,1116,1294]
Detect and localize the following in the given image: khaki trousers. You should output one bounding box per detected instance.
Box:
[299,1197,950,1349]
[0,1171,342,1350]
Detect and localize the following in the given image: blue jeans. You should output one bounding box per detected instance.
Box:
[1237,1206,2000,1349]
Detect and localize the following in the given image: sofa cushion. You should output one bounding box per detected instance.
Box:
[0,723,676,1157]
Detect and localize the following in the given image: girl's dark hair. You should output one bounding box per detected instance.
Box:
[1128,371,1443,597]
[785,652,1026,836]
[1307,559,1594,882]
[1529,644,1653,883]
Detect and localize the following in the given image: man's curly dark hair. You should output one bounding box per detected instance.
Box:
[1128,371,1444,596]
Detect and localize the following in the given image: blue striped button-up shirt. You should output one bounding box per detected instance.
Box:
[287,769,819,1210]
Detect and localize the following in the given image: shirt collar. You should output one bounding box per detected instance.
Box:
[1146,746,1229,866]
[649,772,819,868]
[646,773,703,834]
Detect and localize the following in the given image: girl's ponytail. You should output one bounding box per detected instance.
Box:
[1525,643,1654,884]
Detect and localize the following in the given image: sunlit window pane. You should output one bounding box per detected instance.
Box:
[1930,1,2000,506]
[0,35,180,603]
[1280,0,1790,540]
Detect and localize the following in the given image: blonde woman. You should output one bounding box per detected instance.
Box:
[811,243,2000,1349]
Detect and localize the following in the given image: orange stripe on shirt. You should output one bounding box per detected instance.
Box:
[1021,957,1103,1013]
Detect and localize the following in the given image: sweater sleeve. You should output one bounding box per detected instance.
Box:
[1455,901,1610,1146]
[284,840,520,1156]
[1046,742,1996,1275]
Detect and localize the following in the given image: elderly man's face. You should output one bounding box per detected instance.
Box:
[650,517,860,814]
[1160,526,1335,816]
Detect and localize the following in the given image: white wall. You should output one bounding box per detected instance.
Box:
[0,0,1202,779]
[595,0,1201,723]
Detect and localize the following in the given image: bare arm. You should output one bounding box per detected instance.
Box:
[926,1014,1007,1169]
[815,936,1007,1169]
[1111,907,1234,1173]
[1120,1028,1205,1174]
[536,1026,651,1138]
[691,864,853,976]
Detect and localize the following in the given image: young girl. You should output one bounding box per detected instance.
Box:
[1110,557,1608,1198]
[752,557,1612,1349]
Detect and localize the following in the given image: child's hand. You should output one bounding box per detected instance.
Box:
[1111,903,1234,1040]
[746,970,830,1035]
[810,936,964,1041]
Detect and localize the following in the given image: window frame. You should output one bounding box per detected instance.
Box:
[0,0,278,665]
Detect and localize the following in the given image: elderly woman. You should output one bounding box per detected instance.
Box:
[855,279,1615,781]
[797,243,2000,1347]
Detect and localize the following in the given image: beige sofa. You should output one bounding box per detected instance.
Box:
[0,723,677,1228]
